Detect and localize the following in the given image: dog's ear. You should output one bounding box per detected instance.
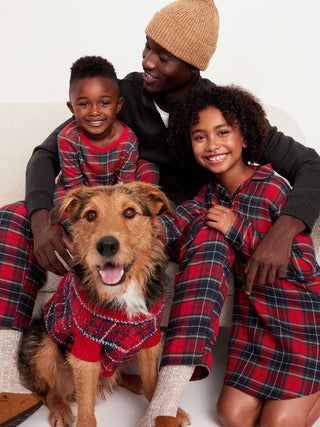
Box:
[50,187,86,225]
[134,182,176,217]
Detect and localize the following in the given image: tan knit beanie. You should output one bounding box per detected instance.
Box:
[145,0,219,71]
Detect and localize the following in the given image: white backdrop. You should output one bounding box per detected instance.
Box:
[0,0,319,152]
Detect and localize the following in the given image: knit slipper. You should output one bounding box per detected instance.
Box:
[0,392,43,426]
[154,415,180,427]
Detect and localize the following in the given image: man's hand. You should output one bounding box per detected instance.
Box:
[31,209,73,275]
[245,215,305,295]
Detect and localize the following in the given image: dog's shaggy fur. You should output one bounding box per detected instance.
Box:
[18,182,174,427]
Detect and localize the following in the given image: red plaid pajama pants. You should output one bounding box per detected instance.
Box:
[0,202,47,330]
[160,215,235,380]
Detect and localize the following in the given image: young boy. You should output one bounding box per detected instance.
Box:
[54,55,159,230]
[55,56,155,208]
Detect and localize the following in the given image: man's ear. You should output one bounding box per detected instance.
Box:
[189,65,200,77]
[67,101,74,115]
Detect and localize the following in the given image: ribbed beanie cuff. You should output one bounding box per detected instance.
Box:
[145,0,219,71]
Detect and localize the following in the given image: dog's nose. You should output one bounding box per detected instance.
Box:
[96,236,120,258]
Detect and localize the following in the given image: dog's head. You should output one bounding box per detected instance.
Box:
[51,182,174,314]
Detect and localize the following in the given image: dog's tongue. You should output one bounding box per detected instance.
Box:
[99,264,124,285]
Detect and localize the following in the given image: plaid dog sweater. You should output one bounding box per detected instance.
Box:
[44,271,164,377]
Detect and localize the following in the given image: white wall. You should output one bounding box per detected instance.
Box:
[0,0,319,152]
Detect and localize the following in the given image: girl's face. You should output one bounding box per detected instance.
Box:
[67,76,123,144]
[190,106,247,178]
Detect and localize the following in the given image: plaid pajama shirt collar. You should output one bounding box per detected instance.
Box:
[210,164,274,196]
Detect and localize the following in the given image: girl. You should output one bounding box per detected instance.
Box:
[163,85,320,427]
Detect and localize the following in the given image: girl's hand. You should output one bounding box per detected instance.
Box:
[204,205,235,236]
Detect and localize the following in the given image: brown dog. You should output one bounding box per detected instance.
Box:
[18,182,174,427]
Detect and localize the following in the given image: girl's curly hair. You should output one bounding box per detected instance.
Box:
[167,84,268,168]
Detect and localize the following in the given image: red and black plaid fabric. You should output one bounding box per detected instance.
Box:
[55,119,159,230]
[135,158,159,185]
[44,271,164,376]
[216,164,320,399]
[159,187,235,380]
[0,202,46,330]
[57,120,139,189]
[159,164,320,394]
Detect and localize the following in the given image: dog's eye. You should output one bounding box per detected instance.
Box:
[123,208,136,219]
[85,210,97,222]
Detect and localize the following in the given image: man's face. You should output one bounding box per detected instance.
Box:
[142,37,196,95]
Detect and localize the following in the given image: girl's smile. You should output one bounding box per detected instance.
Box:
[206,153,229,164]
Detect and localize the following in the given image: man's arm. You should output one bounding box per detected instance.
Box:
[25,117,73,216]
[261,122,320,230]
[25,118,73,274]
[245,123,320,292]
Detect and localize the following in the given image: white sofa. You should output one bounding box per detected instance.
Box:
[0,102,319,328]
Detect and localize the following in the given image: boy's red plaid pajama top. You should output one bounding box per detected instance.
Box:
[54,119,159,229]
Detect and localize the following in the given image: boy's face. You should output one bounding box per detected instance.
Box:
[67,77,123,141]
[189,106,247,177]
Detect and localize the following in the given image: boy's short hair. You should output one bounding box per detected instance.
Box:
[69,56,118,87]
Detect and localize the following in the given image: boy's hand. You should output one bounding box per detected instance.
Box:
[31,209,73,275]
[204,205,235,235]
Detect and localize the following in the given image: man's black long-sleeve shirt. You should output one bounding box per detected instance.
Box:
[25,73,320,231]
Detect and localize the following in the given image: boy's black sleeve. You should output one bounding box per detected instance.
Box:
[261,121,320,231]
[25,117,73,217]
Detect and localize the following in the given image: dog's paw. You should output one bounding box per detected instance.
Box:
[176,407,191,426]
[49,408,75,427]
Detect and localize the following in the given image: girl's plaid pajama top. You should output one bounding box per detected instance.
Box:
[160,164,320,399]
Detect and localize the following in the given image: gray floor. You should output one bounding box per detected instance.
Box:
[20,328,320,427]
